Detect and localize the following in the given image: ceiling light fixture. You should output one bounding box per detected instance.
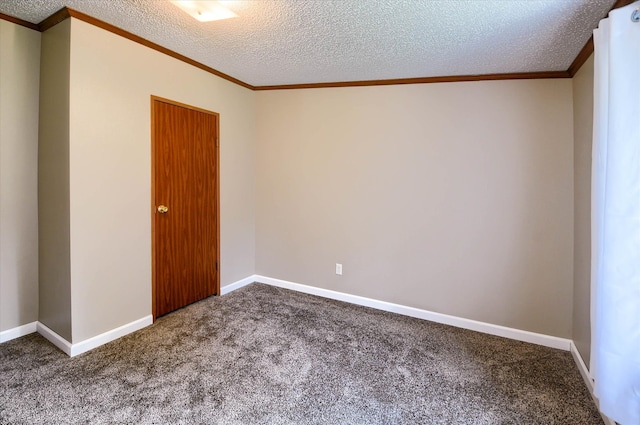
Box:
[169,0,238,22]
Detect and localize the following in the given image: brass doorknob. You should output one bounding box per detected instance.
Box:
[157,205,169,214]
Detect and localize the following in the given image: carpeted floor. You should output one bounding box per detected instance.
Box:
[1,283,602,424]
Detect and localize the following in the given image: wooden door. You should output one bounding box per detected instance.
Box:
[151,96,220,318]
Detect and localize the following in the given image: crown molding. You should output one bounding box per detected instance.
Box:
[568,0,636,76]
[38,6,70,31]
[0,12,38,30]
[39,8,254,90]
[254,71,571,91]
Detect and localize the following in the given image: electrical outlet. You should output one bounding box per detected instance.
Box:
[336,263,343,275]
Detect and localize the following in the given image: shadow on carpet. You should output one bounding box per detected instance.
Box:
[0,283,602,424]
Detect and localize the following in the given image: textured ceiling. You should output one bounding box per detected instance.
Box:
[0,0,616,87]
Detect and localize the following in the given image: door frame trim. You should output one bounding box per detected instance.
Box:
[150,95,221,320]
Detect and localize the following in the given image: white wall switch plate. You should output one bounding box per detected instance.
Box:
[336,263,343,275]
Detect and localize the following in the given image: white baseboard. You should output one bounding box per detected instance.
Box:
[8,275,569,356]
[570,342,616,425]
[221,274,257,295]
[69,315,153,357]
[37,315,153,357]
[36,322,73,356]
[253,275,572,351]
[570,341,594,393]
[0,321,37,343]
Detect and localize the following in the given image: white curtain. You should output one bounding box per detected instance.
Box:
[591,3,640,425]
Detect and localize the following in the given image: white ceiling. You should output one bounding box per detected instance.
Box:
[1,0,616,87]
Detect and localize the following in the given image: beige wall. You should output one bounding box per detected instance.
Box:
[38,20,73,341]
[256,80,575,337]
[68,19,255,342]
[0,12,586,348]
[572,55,594,365]
[0,21,41,332]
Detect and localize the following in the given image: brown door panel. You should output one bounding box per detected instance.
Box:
[152,98,219,318]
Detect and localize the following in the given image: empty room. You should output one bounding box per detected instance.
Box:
[1,0,638,424]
